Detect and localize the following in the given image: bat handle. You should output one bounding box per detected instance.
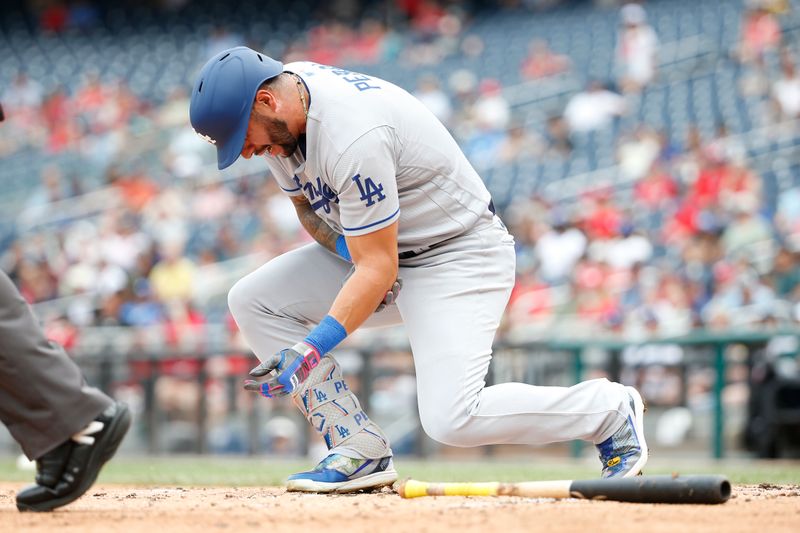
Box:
[398,480,500,498]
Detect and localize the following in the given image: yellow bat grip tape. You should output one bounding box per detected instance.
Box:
[401,480,500,498]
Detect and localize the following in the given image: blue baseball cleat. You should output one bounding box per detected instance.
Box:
[286,454,398,493]
[596,386,648,478]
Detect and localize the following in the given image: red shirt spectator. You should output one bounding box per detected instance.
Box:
[583,194,623,239]
[112,170,159,212]
[635,167,679,209]
[691,162,732,208]
[740,8,782,63]
[40,3,69,33]
[508,274,552,323]
[164,304,206,348]
[520,40,571,80]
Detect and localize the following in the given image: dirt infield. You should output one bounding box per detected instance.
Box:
[1,482,798,533]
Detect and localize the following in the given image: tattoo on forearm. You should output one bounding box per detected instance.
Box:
[291,196,340,253]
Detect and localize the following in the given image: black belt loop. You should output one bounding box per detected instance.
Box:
[398,200,495,260]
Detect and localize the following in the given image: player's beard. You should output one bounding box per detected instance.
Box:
[254,113,298,157]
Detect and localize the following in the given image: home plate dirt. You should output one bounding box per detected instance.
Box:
[0,483,798,533]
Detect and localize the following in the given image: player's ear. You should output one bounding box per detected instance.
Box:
[254,88,278,112]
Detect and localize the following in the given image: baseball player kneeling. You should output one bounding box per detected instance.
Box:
[189,47,648,493]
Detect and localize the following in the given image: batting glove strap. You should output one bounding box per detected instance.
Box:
[275,342,322,393]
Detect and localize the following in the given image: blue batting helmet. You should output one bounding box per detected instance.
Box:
[189,46,284,170]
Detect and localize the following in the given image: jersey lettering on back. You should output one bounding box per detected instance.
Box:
[314,65,381,92]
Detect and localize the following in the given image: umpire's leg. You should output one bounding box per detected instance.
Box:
[0,270,112,459]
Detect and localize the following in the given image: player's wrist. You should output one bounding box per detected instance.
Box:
[303,315,347,356]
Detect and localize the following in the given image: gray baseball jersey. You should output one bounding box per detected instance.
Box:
[264,61,493,252]
[230,61,634,464]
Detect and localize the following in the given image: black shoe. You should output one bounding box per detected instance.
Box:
[16,402,131,512]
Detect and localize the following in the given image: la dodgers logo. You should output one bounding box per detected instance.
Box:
[352,174,385,206]
[293,175,339,213]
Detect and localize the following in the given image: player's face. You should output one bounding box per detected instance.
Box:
[241,107,299,159]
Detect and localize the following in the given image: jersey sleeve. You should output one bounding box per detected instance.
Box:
[328,127,400,237]
[266,159,304,197]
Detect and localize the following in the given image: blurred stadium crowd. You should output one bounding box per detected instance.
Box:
[0,0,798,349]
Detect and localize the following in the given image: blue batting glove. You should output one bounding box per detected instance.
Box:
[243,342,321,398]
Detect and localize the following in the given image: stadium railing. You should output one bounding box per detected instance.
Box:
[25,327,795,460]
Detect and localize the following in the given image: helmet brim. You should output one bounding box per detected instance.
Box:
[215,106,251,170]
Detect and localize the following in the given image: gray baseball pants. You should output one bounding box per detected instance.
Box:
[0,270,112,459]
[229,214,631,449]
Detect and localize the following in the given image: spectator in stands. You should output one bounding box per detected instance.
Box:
[720,197,774,259]
[95,258,128,300]
[41,86,78,153]
[463,78,510,167]
[39,1,69,33]
[563,81,626,133]
[16,258,59,304]
[593,222,653,271]
[446,68,479,140]
[771,247,800,299]
[616,3,660,92]
[108,167,159,212]
[519,39,571,81]
[651,274,694,336]
[703,261,779,328]
[142,186,190,250]
[413,74,453,127]
[98,212,152,272]
[497,121,544,163]
[2,72,43,111]
[581,190,623,240]
[617,125,661,180]
[634,164,679,211]
[473,78,510,132]
[157,88,191,129]
[22,165,71,222]
[148,241,197,304]
[656,129,682,164]
[544,115,573,156]
[771,55,800,120]
[192,180,236,222]
[737,2,782,66]
[118,279,164,327]
[775,184,800,247]
[405,0,447,40]
[719,162,762,216]
[348,18,389,64]
[67,0,99,30]
[704,123,747,167]
[534,212,587,285]
[74,72,107,123]
[506,271,554,332]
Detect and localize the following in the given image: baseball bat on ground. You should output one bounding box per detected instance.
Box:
[396,475,731,504]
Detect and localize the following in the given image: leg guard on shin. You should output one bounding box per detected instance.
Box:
[292,355,392,459]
